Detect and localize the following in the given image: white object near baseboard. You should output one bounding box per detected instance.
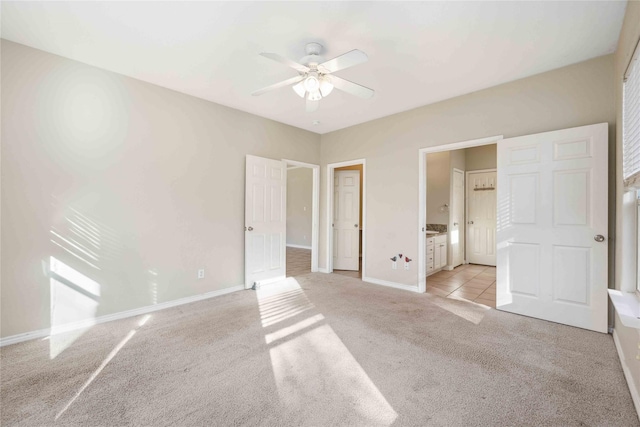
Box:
[0,284,244,348]
[608,289,640,329]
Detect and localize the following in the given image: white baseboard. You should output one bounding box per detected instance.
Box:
[0,284,245,348]
[286,244,312,250]
[612,329,640,421]
[318,268,330,273]
[362,276,421,293]
[252,276,286,289]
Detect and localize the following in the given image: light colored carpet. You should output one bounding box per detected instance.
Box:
[1,273,638,426]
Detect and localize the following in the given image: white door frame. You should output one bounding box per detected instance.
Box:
[449,167,465,269]
[418,135,503,293]
[465,168,497,265]
[283,159,320,273]
[326,159,366,277]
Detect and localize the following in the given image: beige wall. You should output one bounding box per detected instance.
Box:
[465,144,496,171]
[1,40,320,338]
[613,0,640,412]
[426,152,450,225]
[425,149,465,226]
[286,167,313,248]
[320,54,615,286]
[450,148,466,173]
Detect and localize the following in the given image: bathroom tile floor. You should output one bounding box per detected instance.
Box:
[426,264,496,308]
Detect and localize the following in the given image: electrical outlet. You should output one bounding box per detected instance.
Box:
[197,269,205,279]
[392,261,397,270]
[404,262,410,270]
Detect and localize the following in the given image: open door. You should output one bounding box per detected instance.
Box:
[245,155,286,288]
[496,123,608,332]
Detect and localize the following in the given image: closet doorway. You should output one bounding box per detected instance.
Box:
[326,159,366,279]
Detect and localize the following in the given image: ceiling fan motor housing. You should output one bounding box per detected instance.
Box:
[300,42,325,68]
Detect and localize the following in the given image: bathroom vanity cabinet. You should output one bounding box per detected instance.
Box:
[426,234,447,275]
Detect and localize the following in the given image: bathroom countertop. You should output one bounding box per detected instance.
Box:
[425,231,447,237]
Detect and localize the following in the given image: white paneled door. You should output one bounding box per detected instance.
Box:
[333,170,360,271]
[466,170,497,266]
[245,155,286,288]
[496,123,608,333]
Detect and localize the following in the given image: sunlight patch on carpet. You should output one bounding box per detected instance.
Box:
[429,294,490,325]
[257,278,397,426]
[55,314,151,420]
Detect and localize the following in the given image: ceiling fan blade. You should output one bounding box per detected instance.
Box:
[252,75,305,96]
[318,49,368,73]
[306,99,319,113]
[331,76,375,99]
[260,52,310,73]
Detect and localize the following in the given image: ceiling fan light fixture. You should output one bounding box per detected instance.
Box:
[303,72,320,92]
[307,90,322,101]
[254,43,374,110]
[319,76,334,97]
[292,82,305,98]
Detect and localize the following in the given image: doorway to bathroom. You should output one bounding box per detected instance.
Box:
[419,136,500,307]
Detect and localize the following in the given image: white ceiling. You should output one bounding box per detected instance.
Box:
[1,1,627,134]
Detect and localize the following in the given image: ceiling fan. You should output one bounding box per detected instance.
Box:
[252,42,374,113]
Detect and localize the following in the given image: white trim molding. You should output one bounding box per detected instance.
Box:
[362,276,422,293]
[0,284,245,348]
[612,329,640,421]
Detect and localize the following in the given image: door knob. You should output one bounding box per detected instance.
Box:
[468,221,474,225]
[247,226,254,231]
[454,222,458,226]
[594,235,605,242]
[354,224,358,228]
